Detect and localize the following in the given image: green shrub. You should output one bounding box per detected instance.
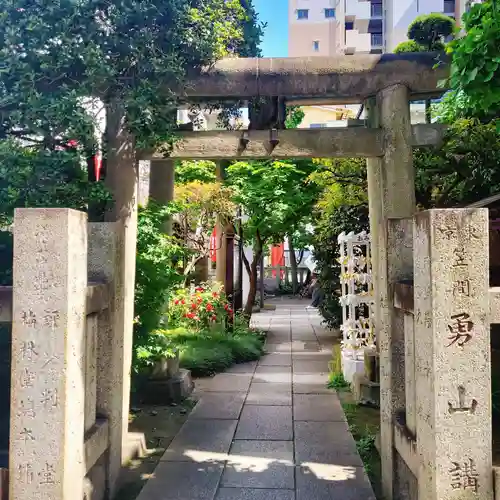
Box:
[393,40,423,53]
[146,322,265,378]
[180,341,235,376]
[328,371,349,390]
[168,282,232,331]
[327,344,349,390]
[134,202,185,343]
[312,204,369,330]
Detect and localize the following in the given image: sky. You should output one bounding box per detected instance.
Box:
[254,0,288,57]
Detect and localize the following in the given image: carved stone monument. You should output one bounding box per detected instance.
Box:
[10,208,87,499]
[414,209,493,500]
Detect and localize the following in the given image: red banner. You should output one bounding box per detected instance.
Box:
[210,227,217,263]
[270,243,285,278]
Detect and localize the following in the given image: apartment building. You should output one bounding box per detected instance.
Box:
[288,0,476,57]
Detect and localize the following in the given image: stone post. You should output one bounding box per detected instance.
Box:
[149,159,175,235]
[104,100,138,466]
[215,161,227,284]
[225,227,235,305]
[87,223,122,498]
[414,209,492,500]
[365,84,415,500]
[10,208,87,500]
[137,160,151,207]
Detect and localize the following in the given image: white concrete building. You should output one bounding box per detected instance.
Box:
[288,0,474,57]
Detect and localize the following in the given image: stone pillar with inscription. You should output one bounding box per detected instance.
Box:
[365,85,415,499]
[10,208,87,500]
[414,208,492,500]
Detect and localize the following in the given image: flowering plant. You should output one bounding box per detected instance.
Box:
[168,282,233,331]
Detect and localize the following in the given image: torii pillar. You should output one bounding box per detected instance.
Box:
[103,100,139,495]
[366,84,415,500]
[149,159,176,234]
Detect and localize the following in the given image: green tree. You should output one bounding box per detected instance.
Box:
[447,0,500,120]
[226,160,320,315]
[0,0,263,162]
[285,106,305,129]
[174,181,235,283]
[176,161,217,185]
[396,13,454,122]
[408,13,455,51]
[308,158,368,328]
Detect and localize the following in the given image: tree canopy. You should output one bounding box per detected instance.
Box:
[407,13,455,50]
[0,0,263,151]
[446,0,500,120]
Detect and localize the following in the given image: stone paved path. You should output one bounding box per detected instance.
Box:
[136,298,375,500]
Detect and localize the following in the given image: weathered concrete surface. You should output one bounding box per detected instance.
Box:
[145,124,446,161]
[183,53,448,102]
[414,209,492,500]
[135,299,374,500]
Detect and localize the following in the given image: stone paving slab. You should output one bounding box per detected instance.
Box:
[225,362,258,374]
[290,341,322,353]
[190,392,246,420]
[195,374,253,393]
[138,299,374,500]
[216,488,296,500]
[294,421,363,468]
[253,365,292,384]
[259,353,292,366]
[264,342,292,353]
[292,360,329,374]
[293,394,346,422]
[162,419,237,461]
[295,465,376,500]
[221,440,295,489]
[137,461,224,500]
[246,383,292,406]
[235,405,293,440]
[290,351,332,362]
[292,374,332,395]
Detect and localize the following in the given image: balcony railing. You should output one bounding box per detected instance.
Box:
[371,33,383,47]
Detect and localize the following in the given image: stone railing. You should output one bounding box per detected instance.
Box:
[262,266,309,289]
[385,209,495,500]
[1,208,141,500]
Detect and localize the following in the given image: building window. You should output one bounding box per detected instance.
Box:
[310,123,327,128]
[325,8,336,18]
[444,0,455,14]
[313,40,320,51]
[345,21,354,30]
[371,3,383,17]
[297,9,309,20]
[371,33,383,46]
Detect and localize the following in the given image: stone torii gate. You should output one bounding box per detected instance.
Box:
[104,53,494,500]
